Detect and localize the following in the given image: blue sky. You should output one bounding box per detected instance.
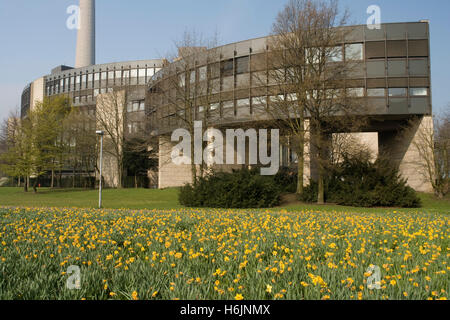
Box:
[0,0,449,121]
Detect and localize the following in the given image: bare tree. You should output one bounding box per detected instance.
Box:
[95,89,127,188]
[406,112,449,198]
[261,0,365,203]
[65,108,98,188]
[149,30,220,182]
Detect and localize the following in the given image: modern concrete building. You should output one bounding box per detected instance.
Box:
[147,22,433,192]
[18,0,433,192]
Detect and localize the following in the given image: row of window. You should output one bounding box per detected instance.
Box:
[367,59,428,77]
[46,68,161,96]
[169,88,429,114]
[127,100,145,113]
[176,44,364,86]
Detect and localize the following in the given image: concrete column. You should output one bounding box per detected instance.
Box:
[75,0,95,68]
[158,136,194,189]
[378,116,434,192]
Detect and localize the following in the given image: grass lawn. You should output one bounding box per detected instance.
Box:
[0,187,181,210]
[0,187,448,214]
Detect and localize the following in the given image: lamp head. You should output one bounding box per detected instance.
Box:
[96,130,104,136]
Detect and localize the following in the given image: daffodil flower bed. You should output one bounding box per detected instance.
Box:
[0,207,448,300]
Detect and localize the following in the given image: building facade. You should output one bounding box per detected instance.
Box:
[19,21,433,192]
[147,22,433,192]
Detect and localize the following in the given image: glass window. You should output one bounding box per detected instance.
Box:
[147,68,155,77]
[410,88,428,96]
[94,73,100,81]
[221,59,234,77]
[94,89,99,96]
[115,70,122,79]
[108,71,114,80]
[139,101,145,111]
[345,43,363,60]
[210,103,219,111]
[367,88,386,97]
[409,59,428,76]
[132,101,139,112]
[76,75,81,84]
[127,103,132,113]
[123,70,130,78]
[347,88,364,97]
[179,73,186,87]
[138,69,146,78]
[101,72,107,80]
[236,56,249,74]
[237,98,250,107]
[222,100,234,109]
[190,70,196,84]
[107,88,113,93]
[388,60,407,76]
[328,46,343,62]
[199,66,207,81]
[252,96,267,105]
[131,69,138,78]
[388,88,407,97]
[286,93,298,101]
[100,88,107,94]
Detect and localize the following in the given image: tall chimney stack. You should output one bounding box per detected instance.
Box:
[75,0,95,68]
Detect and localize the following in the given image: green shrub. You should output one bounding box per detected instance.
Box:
[179,168,282,208]
[300,157,421,208]
[273,167,298,193]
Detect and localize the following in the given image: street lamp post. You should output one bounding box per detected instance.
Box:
[96,130,104,208]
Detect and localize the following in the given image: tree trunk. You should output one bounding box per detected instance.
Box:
[296,133,305,195]
[72,167,75,188]
[135,174,137,189]
[23,177,28,192]
[32,177,38,193]
[51,170,54,189]
[317,167,325,205]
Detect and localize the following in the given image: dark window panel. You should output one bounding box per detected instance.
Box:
[221,59,234,77]
[388,78,408,87]
[409,77,429,87]
[410,97,429,114]
[388,98,408,114]
[409,59,428,76]
[387,60,407,76]
[387,40,407,57]
[367,78,386,88]
[365,41,385,59]
[235,56,249,74]
[386,24,407,40]
[407,23,428,39]
[367,60,385,77]
[408,40,428,57]
[365,25,385,41]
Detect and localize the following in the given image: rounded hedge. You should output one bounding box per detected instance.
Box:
[179,168,282,208]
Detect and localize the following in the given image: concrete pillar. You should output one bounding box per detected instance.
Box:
[75,0,95,68]
[378,116,434,192]
[158,136,194,189]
